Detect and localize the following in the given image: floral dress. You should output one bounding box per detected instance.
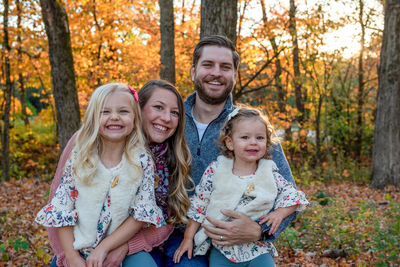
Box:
[35,152,164,258]
[187,160,309,263]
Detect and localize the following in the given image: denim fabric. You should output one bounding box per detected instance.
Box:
[209,247,275,267]
[184,92,235,189]
[262,143,298,241]
[50,256,57,267]
[163,228,208,267]
[270,142,296,187]
[123,251,158,267]
[184,92,297,241]
[150,246,165,267]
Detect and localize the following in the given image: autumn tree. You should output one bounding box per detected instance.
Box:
[40,0,80,150]
[289,0,307,128]
[159,0,176,84]
[354,0,367,162]
[16,0,29,126]
[174,0,200,95]
[258,0,291,140]
[371,0,400,188]
[64,1,161,94]
[200,0,237,45]
[233,0,283,108]
[1,0,13,180]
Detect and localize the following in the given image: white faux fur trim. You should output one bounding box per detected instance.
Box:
[73,147,146,250]
[194,156,277,254]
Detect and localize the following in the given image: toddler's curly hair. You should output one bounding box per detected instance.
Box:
[218,106,279,159]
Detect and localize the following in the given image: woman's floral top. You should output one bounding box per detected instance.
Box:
[35,152,164,258]
[188,160,309,262]
[150,142,170,220]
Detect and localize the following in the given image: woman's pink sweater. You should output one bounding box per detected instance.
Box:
[46,133,174,266]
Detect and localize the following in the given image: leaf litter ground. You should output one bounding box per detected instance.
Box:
[0,179,398,266]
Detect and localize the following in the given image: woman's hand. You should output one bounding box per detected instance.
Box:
[65,251,86,267]
[86,243,109,267]
[103,243,129,267]
[59,226,86,267]
[173,238,194,263]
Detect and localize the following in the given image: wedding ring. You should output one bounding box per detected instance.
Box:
[220,235,223,241]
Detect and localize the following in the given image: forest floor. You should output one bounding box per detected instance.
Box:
[0,179,399,266]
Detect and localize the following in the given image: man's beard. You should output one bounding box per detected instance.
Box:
[194,77,234,105]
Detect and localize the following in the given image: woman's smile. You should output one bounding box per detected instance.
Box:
[142,88,179,143]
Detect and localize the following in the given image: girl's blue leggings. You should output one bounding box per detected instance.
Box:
[51,251,158,267]
[209,247,275,267]
[122,251,158,267]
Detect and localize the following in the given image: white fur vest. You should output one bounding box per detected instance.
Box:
[194,155,278,254]
[73,147,146,250]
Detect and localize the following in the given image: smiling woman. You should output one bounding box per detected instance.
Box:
[140,84,180,144]
[42,80,192,267]
[35,83,166,267]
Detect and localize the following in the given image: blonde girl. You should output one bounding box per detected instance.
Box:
[36,83,164,267]
[174,106,309,267]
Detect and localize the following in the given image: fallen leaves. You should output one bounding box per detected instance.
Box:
[0,178,52,266]
[274,182,400,266]
[0,179,398,266]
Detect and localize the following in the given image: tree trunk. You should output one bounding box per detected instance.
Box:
[260,0,291,141]
[289,0,305,125]
[354,0,366,162]
[289,0,307,153]
[371,0,400,188]
[1,0,12,181]
[159,0,176,84]
[16,0,29,126]
[40,0,81,150]
[200,0,237,45]
[315,94,323,163]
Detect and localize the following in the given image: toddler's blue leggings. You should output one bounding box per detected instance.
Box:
[209,247,275,267]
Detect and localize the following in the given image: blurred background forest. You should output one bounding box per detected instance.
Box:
[0,0,399,266]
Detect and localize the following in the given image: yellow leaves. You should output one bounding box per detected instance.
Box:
[35,247,52,264]
[81,59,93,69]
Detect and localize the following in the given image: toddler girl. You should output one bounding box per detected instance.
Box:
[36,83,164,266]
[174,106,308,267]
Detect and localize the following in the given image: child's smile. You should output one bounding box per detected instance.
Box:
[99,91,135,145]
[225,117,267,174]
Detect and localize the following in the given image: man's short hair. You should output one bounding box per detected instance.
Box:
[192,35,240,71]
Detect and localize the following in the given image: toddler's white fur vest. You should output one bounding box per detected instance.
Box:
[73,147,146,250]
[194,155,278,254]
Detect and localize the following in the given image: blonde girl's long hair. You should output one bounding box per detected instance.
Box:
[73,83,146,185]
[218,106,279,160]
[139,80,192,224]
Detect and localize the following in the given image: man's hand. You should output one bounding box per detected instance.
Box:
[103,243,129,267]
[203,209,262,246]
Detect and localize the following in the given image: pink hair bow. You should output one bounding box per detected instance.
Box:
[128,85,139,102]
